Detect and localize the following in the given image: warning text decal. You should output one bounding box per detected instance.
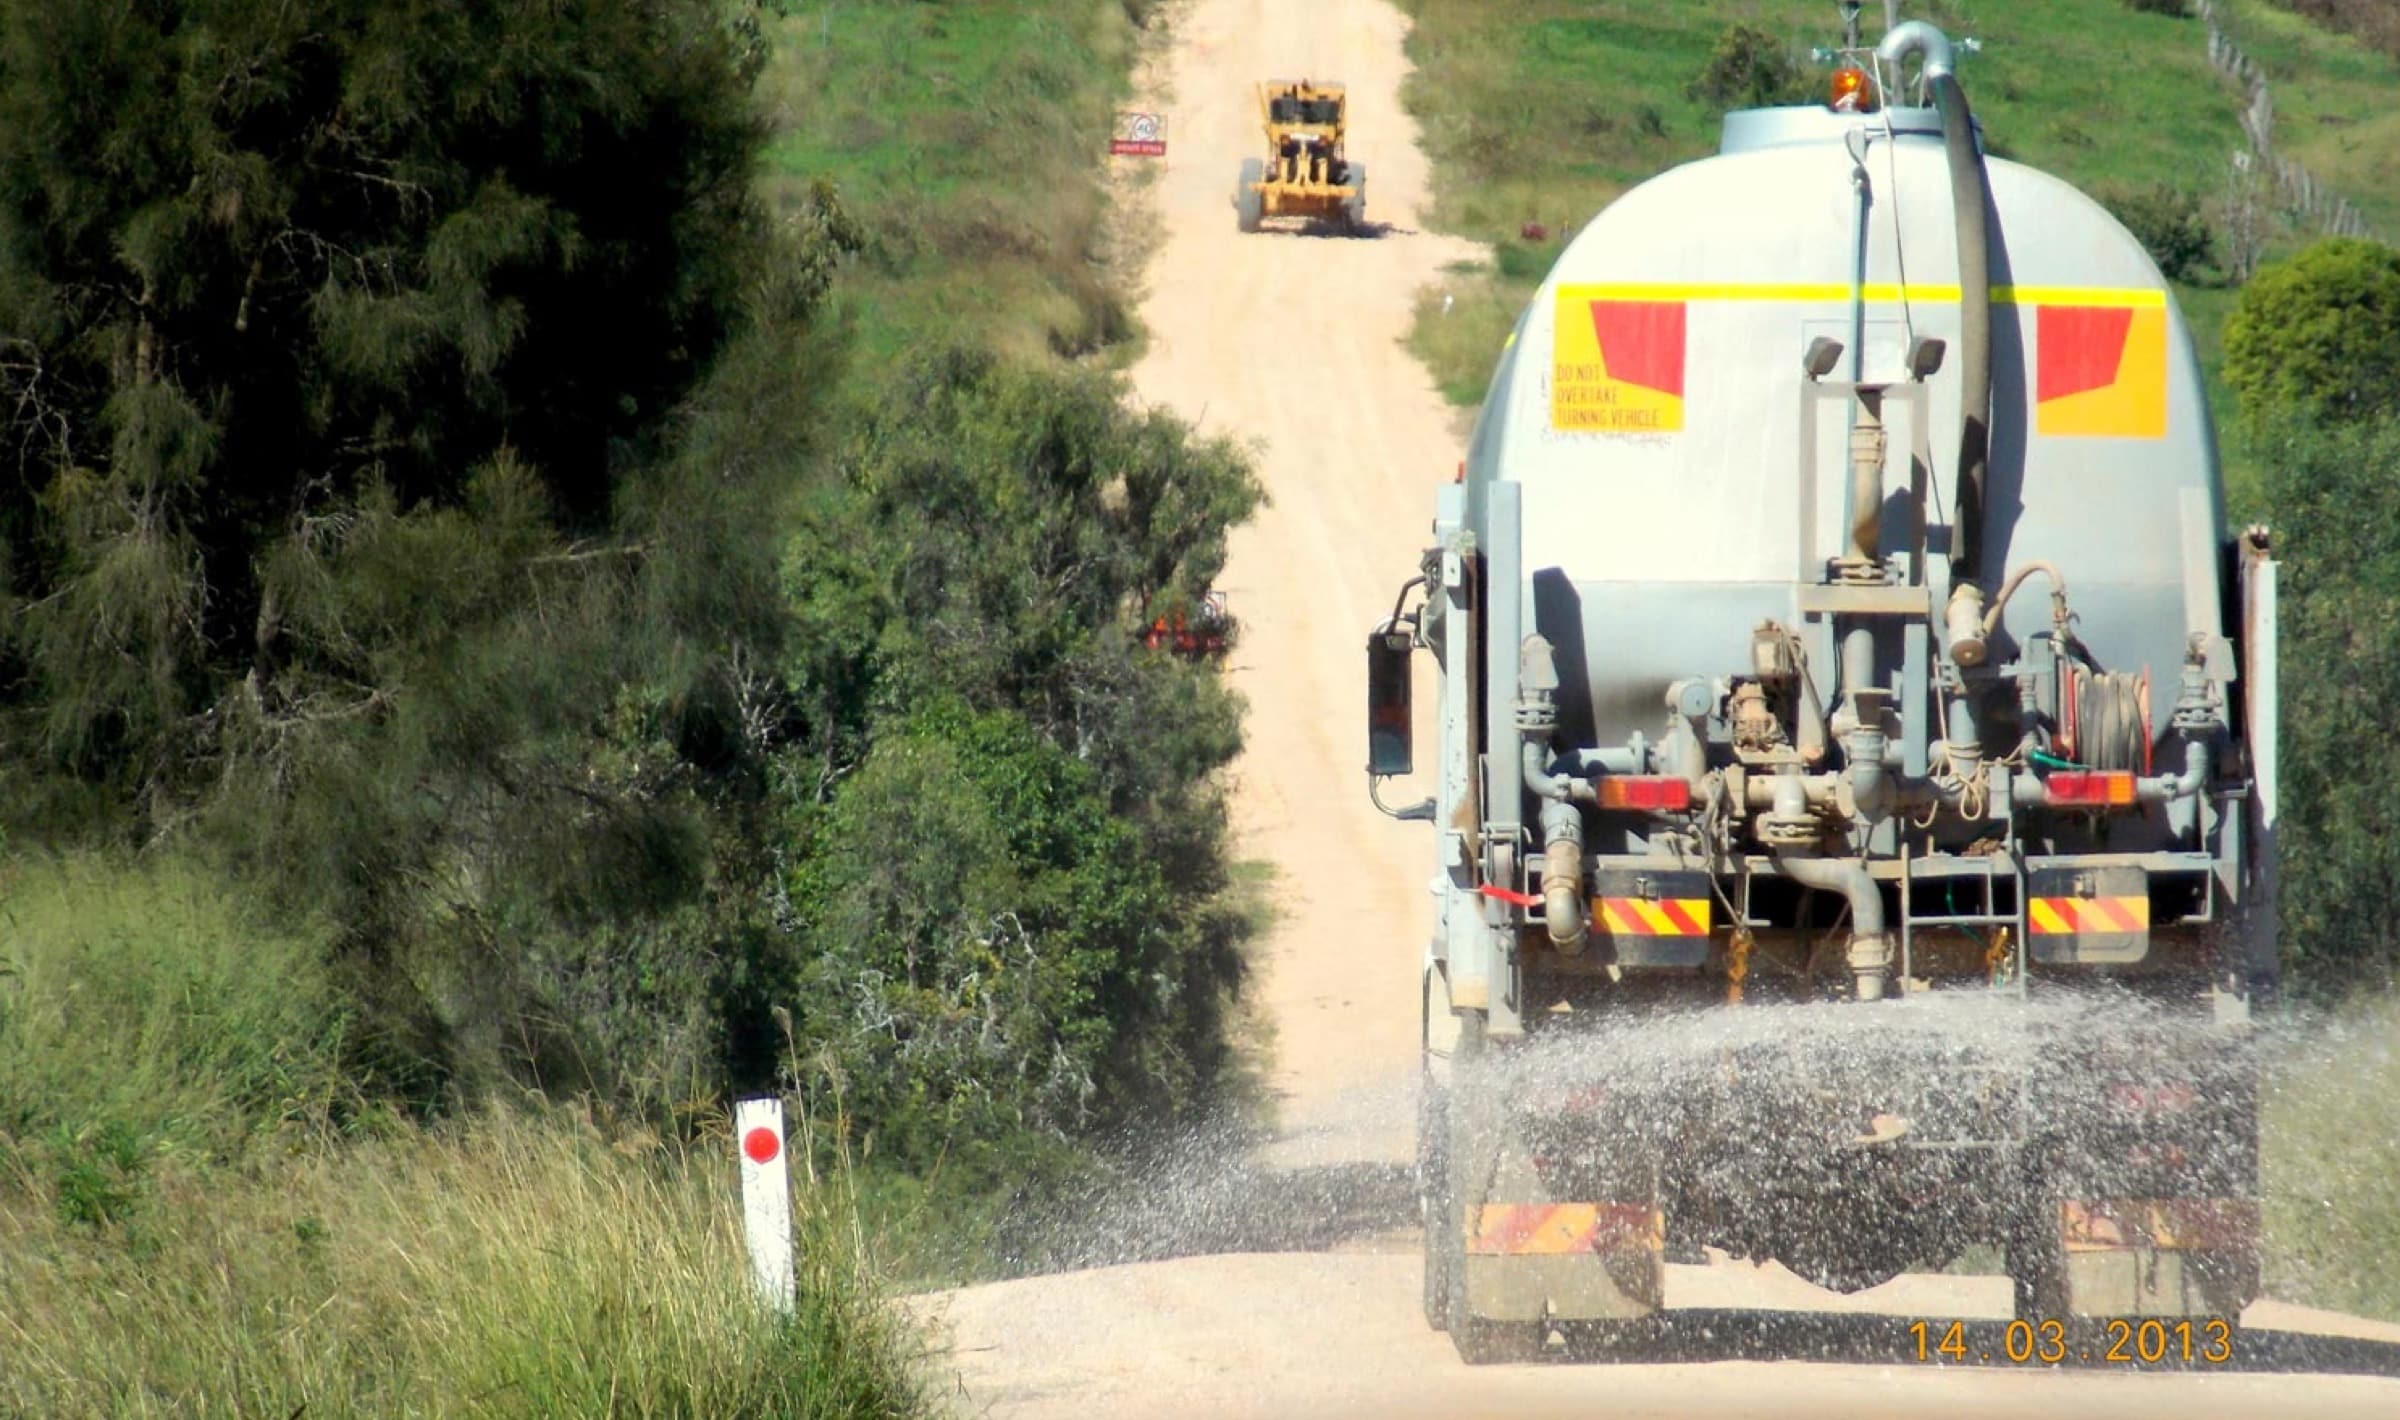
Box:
[1552,289,1686,433]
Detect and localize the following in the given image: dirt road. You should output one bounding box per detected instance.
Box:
[923,1,2400,1413]
[1115,0,1477,1152]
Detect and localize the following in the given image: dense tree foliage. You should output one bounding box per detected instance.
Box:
[0,0,805,786]
[2222,237,2400,428]
[2255,414,2400,990]
[770,351,1256,1177]
[0,0,1264,1163]
[2223,238,2400,990]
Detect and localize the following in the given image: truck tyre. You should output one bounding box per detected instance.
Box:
[2007,1142,2071,1323]
[1419,1069,1453,1331]
[1235,158,1265,233]
[1443,1011,1546,1363]
[1341,162,1366,234]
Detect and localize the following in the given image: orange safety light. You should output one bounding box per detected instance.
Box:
[1597,775,1693,812]
[1829,65,1875,113]
[2045,770,2138,808]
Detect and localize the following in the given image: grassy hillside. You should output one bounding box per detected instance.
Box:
[757,0,1157,370]
[1394,0,2399,426]
[2230,0,2400,215]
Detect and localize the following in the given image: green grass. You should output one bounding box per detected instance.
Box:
[0,855,927,1418]
[1394,0,2394,409]
[2220,0,2400,237]
[2264,992,2400,1322]
[756,1,1152,372]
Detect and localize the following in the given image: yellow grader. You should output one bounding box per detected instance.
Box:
[1233,80,1365,234]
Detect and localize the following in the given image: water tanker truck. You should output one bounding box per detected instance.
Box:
[1368,7,2278,1363]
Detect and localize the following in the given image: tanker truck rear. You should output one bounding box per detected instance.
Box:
[1367,10,2279,1363]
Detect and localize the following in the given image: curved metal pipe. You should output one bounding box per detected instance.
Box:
[1540,800,1587,953]
[1928,69,1993,588]
[2139,737,2211,804]
[1875,20,1958,82]
[1879,18,1993,594]
[1980,561,2067,639]
[1776,854,1893,1001]
[1523,739,1595,804]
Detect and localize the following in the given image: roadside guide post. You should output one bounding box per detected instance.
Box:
[736,1095,795,1315]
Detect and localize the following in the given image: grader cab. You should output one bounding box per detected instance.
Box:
[1234,80,1366,234]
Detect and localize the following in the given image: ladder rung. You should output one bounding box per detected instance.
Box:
[1906,913,2018,926]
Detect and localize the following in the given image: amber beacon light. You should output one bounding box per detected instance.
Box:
[1829,65,1874,112]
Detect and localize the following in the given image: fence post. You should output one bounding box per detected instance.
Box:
[736,1096,795,1315]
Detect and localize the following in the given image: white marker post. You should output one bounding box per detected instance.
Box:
[735,1096,795,1315]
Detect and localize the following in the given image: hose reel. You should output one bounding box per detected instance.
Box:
[2059,662,2153,774]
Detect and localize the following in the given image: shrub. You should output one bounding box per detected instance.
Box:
[2252,413,2400,988]
[2100,182,2216,283]
[2223,237,2400,425]
[1687,24,1813,113]
[2123,0,2190,16]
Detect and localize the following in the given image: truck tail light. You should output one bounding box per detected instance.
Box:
[2045,770,2137,808]
[1598,776,1691,812]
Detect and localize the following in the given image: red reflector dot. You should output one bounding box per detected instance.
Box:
[743,1126,781,1165]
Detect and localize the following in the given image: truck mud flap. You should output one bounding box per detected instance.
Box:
[2027,865,2150,964]
[1462,1203,1663,1321]
[2052,1198,2259,1318]
[1588,868,1713,968]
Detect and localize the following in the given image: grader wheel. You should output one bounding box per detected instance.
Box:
[1234,158,1264,233]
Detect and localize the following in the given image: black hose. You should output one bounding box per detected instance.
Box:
[1928,71,1992,587]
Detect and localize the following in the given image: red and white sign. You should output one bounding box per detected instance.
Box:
[735,1095,794,1313]
[1111,111,1167,158]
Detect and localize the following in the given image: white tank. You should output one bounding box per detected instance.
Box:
[1465,105,2224,755]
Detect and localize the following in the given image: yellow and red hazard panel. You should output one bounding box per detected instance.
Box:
[1551,287,1685,433]
[2028,895,2149,936]
[2058,1198,2258,1254]
[1467,1203,1664,1256]
[1595,897,1711,936]
[2035,295,2168,440]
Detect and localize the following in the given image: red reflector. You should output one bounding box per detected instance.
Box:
[2046,770,2137,807]
[1598,776,1691,812]
[2109,1082,2198,1114]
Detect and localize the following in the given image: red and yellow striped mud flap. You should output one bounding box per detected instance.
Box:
[2026,866,2151,965]
[1466,1203,1664,1257]
[2029,895,2149,936]
[1593,897,1710,937]
[2060,1199,2259,1254]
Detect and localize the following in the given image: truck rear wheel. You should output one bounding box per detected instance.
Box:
[1419,1067,1453,1331]
[1341,161,1366,234]
[1442,1011,1550,1363]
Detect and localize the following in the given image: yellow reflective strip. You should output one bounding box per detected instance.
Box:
[1996,285,2168,308]
[1565,281,1853,303]
[1632,900,1675,935]
[1559,281,2167,309]
[2119,896,2151,928]
[1599,902,1636,935]
[2029,899,2073,934]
